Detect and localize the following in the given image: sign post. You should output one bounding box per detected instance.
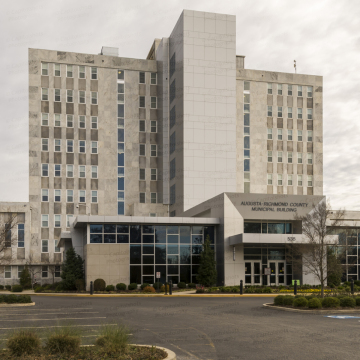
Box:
[156,272,160,293]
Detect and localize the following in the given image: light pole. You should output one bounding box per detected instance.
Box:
[76,204,90,216]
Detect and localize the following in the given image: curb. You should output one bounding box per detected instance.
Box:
[263,303,360,314]
[132,345,176,360]
[0,302,35,307]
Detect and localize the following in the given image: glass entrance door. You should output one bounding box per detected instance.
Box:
[268,261,286,286]
[245,261,262,285]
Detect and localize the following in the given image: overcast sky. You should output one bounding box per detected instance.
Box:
[0,0,359,210]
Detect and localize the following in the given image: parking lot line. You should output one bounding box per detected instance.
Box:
[0,317,106,322]
[0,312,99,317]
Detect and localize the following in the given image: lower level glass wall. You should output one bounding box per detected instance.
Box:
[89,224,215,284]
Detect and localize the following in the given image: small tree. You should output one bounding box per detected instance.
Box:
[0,212,20,263]
[26,251,42,289]
[19,266,32,289]
[61,247,84,290]
[197,235,217,287]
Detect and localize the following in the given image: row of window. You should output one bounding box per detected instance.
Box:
[139,72,157,85]
[4,224,24,248]
[41,205,95,227]
[139,193,157,204]
[267,151,313,164]
[117,75,125,216]
[267,106,313,119]
[41,164,98,178]
[267,84,313,98]
[41,113,98,128]
[139,168,157,181]
[3,265,61,279]
[268,129,313,142]
[41,89,98,104]
[41,63,98,79]
[139,96,157,109]
[41,189,97,203]
[139,120,157,133]
[41,139,98,153]
[244,81,251,192]
[267,174,313,187]
[139,144,157,157]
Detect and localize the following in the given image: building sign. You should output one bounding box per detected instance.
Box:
[264,268,271,275]
[156,272,161,279]
[240,201,308,213]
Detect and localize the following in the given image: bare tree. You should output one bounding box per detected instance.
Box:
[26,251,42,289]
[0,212,20,263]
[291,200,345,297]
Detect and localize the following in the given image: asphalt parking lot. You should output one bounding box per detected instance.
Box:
[1,296,360,359]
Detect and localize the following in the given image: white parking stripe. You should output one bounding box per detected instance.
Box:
[0,317,106,322]
[0,324,117,330]
[0,308,93,312]
[0,312,99,317]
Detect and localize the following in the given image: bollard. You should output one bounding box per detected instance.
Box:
[351,279,354,295]
[90,281,93,295]
[240,280,243,295]
[165,282,168,295]
[169,280,173,295]
[294,280,297,296]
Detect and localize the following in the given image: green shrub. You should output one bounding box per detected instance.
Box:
[0,295,4,303]
[344,281,351,286]
[55,283,63,292]
[188,283,196,288]
[222,287,232,293]
[94,279,106,291]
[0,285,4,290]
[274,295,285,306]
[340,297,356,308]
[283,296,294,306]
[344,286,351,292]
[354,280,360,287]
[34,286,43,293]
[75,279,85,291]
[45,326,81,355]
[262,287,272,293]
[322,297,340,308]
[294,297,308,307]
[231,287,238,293]
[177,282,186,289]
[153,282,163,290]
[7,330,41,356]
[5,285,11,291]
[143,286,155,293]
[128,283,137,291]
[338,286,344,290]
[19,266,32,289]
[355,297,360,306]
[160,284,169,292]
[17,295,32,303]
[140,283,150,290]
[105,285,115,292]
[11,285,23,293]
[308,298,322,309]
[196,287,205,293]
[44,285,52,291]
[116,283,127,291]
[95,324,130,355]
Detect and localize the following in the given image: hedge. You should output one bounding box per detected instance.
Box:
[0,294,32,304]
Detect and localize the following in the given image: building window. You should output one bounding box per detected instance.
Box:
[66,215,73,228]
[139,120,145,132]
[91,116,98,129]
[151,73,157,85]
[55,240,61,253]
[151,169,157,181]
[41,240,48,252]
[170,132,176,154]
[170,184,176,205]
[278,151,283,163]
[308,153,313,165]
[79,140,86,153]
[41,63,48,76]
[41,88,48,101]
[307,86,313,98]
[79,91,86,104]
[91,191,98,203]
[287,130,293,141]
[55,189,61,202]
[54,139,61,152]
[91,67,97,80]
[139,72,145,84]
[267,174,273,185]
[67,140,74,153]
[66,115,73,127]
[139,193,145,203]
[170,106,176,129]
[298,86,303,97]
[288,85,292,96]
[244,126,250,135]
[288,175,293,186]
[298,153,303,164]
[41,113,49,126]
[267,106,272,117]
[54,215,61,228]
[288,107,293,118]
[5,266,11,279]
[277,129,282,140]
[307,109,313,120]
[170,79,176,103]
[55,265,61,276]
[139,144,145,156]
[267,151,272,162]
[117,83,124,103]
[288,152,293,163]
[42,164,49,177]
[42,265,48,278]
[117,69,124,80]
[67,190,74,203]
[91,142,98,154]
[139,168,145,180]
[67,90,73,103]
[170,53,176,78]
[307,131,313,142]
[18,265,24,278]
[54,89,61,102]
[244,93,250,104]
[267,83,273,94]
[267,128,272,140]
[79,65,85,78]
[54,114,61,127]
[278,84,282,95]
[79,165,86,178]
[308,175,313,187]
[151,193,157,204]
[79,116,86,129]
[66,165,74,178]
[298,130,303,142]
[297,108,302,119]
[278,107,282,118]
[41,215,49,228]
[18,224,24,248]
[278,174,283,186]
[91,166,98,179]
[41,138,48,151]
[170,158,176,180]
[42,189,49,202]
[139,96,145,108]
[151,97,157,109]
[79,190,86,203]
[66,65,73,77]
[54,164,61,177]
[151,145,157,157]
[91,92,98,105]
[54,64,61,76]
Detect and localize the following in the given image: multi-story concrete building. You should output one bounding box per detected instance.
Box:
[0,9,345,288]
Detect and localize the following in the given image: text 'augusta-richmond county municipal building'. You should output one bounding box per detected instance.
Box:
[1,9,359,288]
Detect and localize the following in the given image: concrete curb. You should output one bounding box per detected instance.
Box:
[132,345,176,360]
[0,302,35,307]
[263,303,360,314]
